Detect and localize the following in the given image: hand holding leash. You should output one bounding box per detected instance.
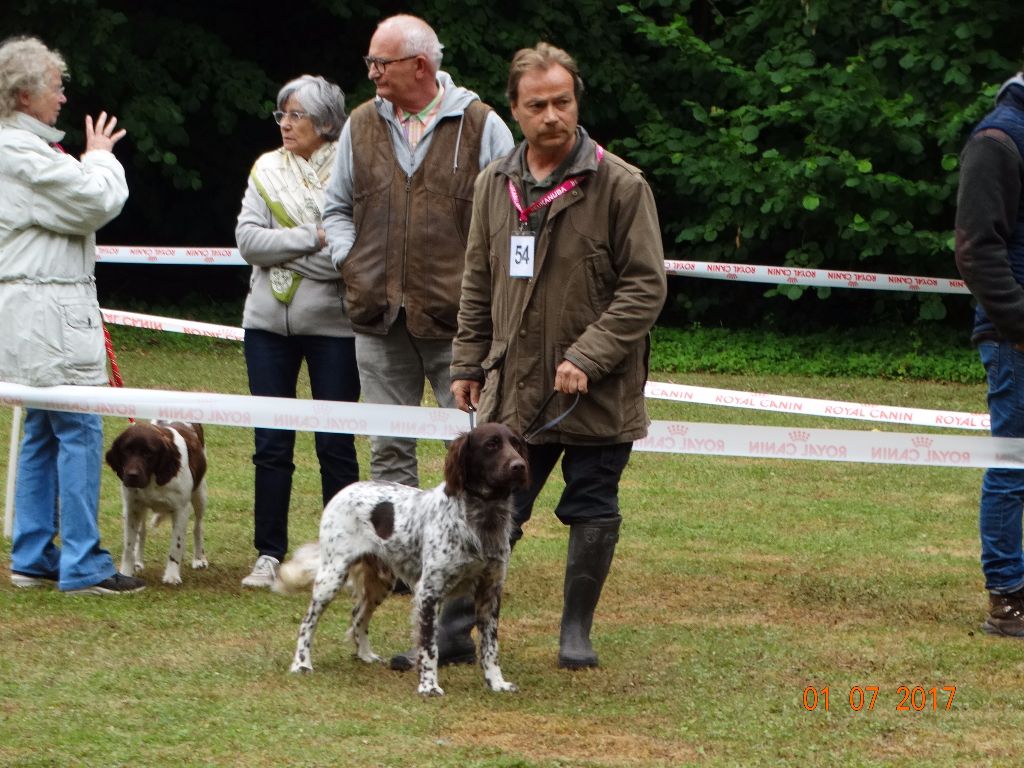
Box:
[554,360,588,394]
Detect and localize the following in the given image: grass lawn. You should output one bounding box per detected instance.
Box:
[0,329,1013,767]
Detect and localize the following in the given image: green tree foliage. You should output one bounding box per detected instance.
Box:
[615,0,1024,325]
[1,0,277,245]
[3,1,1022,328]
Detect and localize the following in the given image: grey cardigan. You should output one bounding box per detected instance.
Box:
[235,173,354,338]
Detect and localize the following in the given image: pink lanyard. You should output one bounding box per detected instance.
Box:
[507,144,604,225]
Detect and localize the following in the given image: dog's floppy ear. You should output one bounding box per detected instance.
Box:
[104,433,126,478]
[154,428,182,486]
[443,432,470,496]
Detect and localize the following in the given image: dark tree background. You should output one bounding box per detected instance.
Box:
[2,0,1022,328]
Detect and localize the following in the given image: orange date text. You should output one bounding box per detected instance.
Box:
[802,685,956,712]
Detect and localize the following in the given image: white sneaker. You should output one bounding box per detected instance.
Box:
[241,555,280,588]
[11,571,58,589]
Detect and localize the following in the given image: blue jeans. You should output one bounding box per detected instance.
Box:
[979,341,1024,593]
[244,329,360,560]
[11,409,116,591]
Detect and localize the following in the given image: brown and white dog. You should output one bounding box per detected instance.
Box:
[276,422,529,696]
[105,420,208,585]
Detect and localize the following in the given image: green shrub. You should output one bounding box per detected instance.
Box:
[650,324,982,382]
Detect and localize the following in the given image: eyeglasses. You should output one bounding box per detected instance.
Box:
[362,54,419,73]
[273,110,309,125]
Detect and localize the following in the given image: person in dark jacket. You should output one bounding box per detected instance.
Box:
[395,43,666,672]
[954,70,1024,636]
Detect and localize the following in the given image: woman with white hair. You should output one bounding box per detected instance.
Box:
[0,35,143,593]
[235,75,360,588]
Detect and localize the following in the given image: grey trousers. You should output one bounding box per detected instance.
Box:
[354,310,456,487]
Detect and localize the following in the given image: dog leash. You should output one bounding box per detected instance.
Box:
[464,390,581,439]
[522,390,582,441]
[103,324,134,424]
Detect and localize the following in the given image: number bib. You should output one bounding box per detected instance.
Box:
[510,233,535,278]
[504,143,605,283]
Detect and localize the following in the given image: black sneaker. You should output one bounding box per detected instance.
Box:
[66,573,146,595]
[982,588,1024,637]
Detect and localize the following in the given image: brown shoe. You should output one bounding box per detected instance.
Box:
[982,588,1024,637]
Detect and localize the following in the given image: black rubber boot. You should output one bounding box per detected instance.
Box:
[388,595,477,671]
[558,519,621,669]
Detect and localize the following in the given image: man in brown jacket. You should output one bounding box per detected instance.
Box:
[446,43,667,670]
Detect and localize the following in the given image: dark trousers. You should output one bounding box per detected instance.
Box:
[244,329,360,559]
[511,441,633,544]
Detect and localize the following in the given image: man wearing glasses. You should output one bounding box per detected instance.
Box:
[323,14,513,495]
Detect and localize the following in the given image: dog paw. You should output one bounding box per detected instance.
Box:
[417,683,445,697]
[162,573,183,586]
[490,680,518,693]
[192,558,209,570]
[356,651,383,664]
[290,662,313,674]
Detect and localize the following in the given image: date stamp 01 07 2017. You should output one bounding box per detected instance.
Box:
[802,685,957,713]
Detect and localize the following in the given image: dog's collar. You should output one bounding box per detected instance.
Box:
[462,483,513,503]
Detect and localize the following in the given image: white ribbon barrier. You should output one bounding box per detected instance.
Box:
[101,309,244,341]
[0,382,1019,469]
[100,309,989,432]
[638,421,1023,468]
[96,245,245,265]
[94,246,968,295]
[0,382,469,441]
[644,381,989,431]
[664,260,970,295]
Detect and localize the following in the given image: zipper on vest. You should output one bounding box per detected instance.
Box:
[401,173,412,300]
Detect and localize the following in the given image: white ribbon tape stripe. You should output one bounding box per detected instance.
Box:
[664,260,970,295]
[0,382,1018,469]
[640,421,1023,468]
[645,381,989,431]
[94,246,966,295]
[101,309,244,341]
[0,383,469,441]
[98,309,989,432]
[96,245,246,266]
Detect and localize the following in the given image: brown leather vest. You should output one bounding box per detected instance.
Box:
[343,99,491,338]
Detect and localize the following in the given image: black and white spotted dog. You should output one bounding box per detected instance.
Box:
[276,422,528,696]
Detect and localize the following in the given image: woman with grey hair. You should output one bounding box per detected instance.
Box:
[0,35,143,593]
[235,74,360,588]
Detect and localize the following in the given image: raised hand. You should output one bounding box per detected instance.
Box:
[83,111,127,154]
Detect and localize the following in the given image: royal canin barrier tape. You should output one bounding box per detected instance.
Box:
[96,245,246,265]
[0,382,1018,469]
[643,381,989,431]
[100,308,988,432]
[101,309,244,341]
[664,260,970,295]
[94,246,968,295]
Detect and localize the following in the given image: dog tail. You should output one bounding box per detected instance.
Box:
[273,541,321,595]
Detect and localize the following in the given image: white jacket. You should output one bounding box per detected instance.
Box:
[0,112,128,386]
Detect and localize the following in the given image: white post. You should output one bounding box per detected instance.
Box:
[4,406,22,539]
